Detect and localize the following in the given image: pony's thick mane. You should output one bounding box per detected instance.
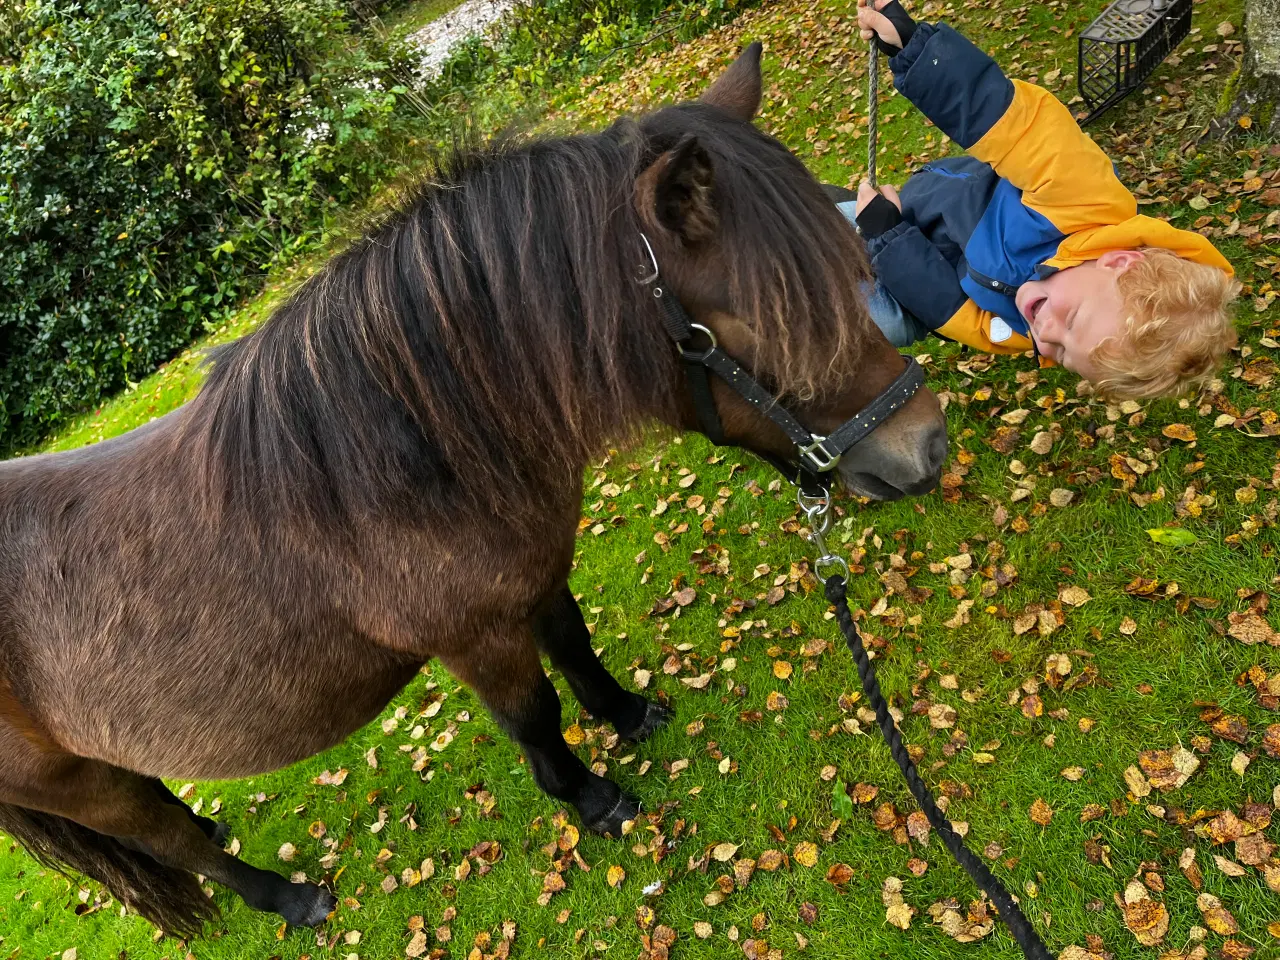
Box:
[182,104,874,527]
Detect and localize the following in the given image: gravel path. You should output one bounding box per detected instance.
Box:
[407,0,516,80]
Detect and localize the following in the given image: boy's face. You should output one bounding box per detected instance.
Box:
[1014,250,1144,381]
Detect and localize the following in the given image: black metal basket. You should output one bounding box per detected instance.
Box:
[1077,0,1192,125]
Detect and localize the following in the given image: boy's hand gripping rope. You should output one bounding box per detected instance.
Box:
[802,489,1054,960]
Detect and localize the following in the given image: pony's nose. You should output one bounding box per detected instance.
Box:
[925,422,948,474]
[896,421,948,496]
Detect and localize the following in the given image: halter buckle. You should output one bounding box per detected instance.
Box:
[798,435,841,473]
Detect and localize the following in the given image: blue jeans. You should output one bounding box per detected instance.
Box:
[836,200,930,348]
[863,280,930,348]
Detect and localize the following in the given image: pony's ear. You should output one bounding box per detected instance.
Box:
[636,134,718,247]
[700,41,762,122]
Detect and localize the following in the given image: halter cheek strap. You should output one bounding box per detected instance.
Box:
[639,233,925,495]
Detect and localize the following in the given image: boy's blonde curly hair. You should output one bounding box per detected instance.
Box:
[1089,247,1240,400]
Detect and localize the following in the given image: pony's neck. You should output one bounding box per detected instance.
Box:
[190,133,687,526]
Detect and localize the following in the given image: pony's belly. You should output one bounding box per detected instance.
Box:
[59,640,420,781]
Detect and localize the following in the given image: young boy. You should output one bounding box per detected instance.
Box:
[840,0,1240,399]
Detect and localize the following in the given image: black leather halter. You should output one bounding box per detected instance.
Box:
[639,234,926,496]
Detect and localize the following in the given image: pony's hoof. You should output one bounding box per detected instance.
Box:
[620,700,672,742]
[585,793,641,838]
[279,886,336,928]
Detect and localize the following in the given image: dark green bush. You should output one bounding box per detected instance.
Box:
[0,0,757,451]
[0,0,417,449]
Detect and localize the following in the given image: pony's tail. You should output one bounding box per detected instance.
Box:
[0,802,216,938]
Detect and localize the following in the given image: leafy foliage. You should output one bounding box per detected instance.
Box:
[424,0,753,95]
[0,0,760,452]
[0,0,416,449]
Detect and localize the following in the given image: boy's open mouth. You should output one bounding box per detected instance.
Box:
[1025,295,1047,328]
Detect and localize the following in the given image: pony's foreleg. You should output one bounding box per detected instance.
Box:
[533,584,671,741]
[439,625,640,837]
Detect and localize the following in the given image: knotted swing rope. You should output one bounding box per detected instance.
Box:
[867,41,879,189]
[824,573,1054,960]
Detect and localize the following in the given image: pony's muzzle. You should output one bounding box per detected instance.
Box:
[837,411,947,501]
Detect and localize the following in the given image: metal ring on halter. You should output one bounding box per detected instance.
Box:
[676,323,718,363]
[637,233,660,285]
[797,489,832,530]
[796,488,830,510]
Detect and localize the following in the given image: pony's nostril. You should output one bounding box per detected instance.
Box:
[927,425,949,471]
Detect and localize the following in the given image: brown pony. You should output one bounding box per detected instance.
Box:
[0,46,946,935]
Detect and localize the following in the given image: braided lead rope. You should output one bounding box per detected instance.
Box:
[824,573,1055,960]
[867,40,879,189]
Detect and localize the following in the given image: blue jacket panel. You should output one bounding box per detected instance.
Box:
[892,23,1013,149]
[896,155,995,265]
[960,178,1064,325]
[866,220,968,328]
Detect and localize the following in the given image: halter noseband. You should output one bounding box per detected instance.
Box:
[638,233,925,495]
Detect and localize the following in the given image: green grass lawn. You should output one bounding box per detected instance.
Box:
[4,0,1280,958]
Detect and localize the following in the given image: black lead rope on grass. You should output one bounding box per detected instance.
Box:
[824,573,1055,960]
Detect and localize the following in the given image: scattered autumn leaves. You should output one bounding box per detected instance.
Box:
[544,13,1279,960]
[64,7,1276,960]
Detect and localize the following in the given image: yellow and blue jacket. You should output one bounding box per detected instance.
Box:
[868,22,1234,356]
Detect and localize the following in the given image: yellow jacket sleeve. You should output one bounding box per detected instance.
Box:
[968,80,1137,234]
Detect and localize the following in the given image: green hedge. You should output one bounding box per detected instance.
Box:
[0,0,417,450]
[0,0,756,452]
